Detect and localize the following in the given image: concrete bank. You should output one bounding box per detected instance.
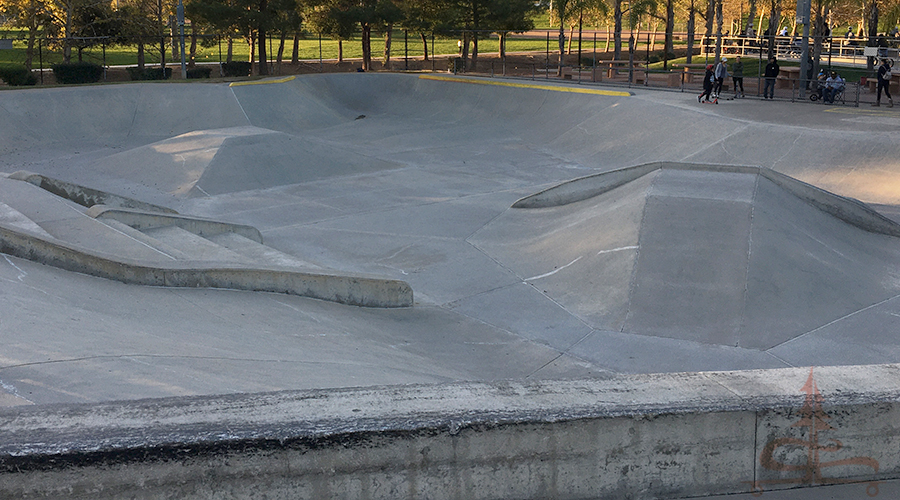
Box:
[1,365,898,499]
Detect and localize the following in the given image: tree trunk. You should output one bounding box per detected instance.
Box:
[715,0,723,59]
[249,32,255,67]
[226,37,233,63]
[665,0,675,64]
[64,5,73,63]
[867,0,878,71]
[421,33,429,61]
[686,4,695,63]
[650,22,658,51]
[171,17,179,60]
[746,0,757,36]
[614,0,623,60]
[339,39,343,62]
[557,22,566,75]
[499,32,506,58]
[25,28,35,70]
[606,23,611,51]
[257,0,268,76]
[767,0,779,59]
[137,41,145,70]
[384,22,393,65]
[189,31,197,68]
[461,31,469,69]
[292,33,300,64]
[277,32,286,73]
[567,25,575,53]
[472,32,479,69]
[362,23,371,71]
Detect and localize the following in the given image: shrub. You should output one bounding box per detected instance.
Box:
[52,62,103,84]
[126,66,172,80]
[187,67,212,79]
[0,65,37,86]
[221,61,252,77]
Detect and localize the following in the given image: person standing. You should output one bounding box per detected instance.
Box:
[699,64,715,102]
[874,58,894,107]
[732,56,744,97]
[714,57,729,98]
[763,57,780,99]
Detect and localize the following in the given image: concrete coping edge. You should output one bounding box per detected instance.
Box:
[1,363,899,464]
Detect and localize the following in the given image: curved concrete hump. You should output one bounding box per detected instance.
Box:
[0,221,412,307]
[477,163,900,349]
[512,162,900,237]
[8,171,177,214]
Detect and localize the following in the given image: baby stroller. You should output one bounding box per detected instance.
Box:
[809,72,827,101]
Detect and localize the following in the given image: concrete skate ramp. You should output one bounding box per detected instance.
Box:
[86,126,401,197]
[471,163,900,349]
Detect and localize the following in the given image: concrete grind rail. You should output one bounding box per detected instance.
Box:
[2,73,900,498]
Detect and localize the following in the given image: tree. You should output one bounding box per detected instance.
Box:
[268,0,302,71]
[483,0,538,59]
[118,0,159,70]
[304,0,356,63]
[552,0,570,75]
[0,0,57,69]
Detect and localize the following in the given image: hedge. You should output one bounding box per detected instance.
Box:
[221,61,252,77]
[187,67,212,79]
[51,62,103,84]
[126,67,172,80]
[0,65,37,86]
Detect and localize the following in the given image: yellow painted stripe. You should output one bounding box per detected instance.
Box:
[418,74,632,97]
[824,107,896,116]
[229,76,296,87]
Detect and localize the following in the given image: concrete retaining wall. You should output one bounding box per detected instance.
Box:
[1,365,897,499]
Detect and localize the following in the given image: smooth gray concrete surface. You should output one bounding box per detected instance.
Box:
[2,73,900,497]
[1,73,900,402]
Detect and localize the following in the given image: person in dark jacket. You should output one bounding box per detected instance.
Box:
[875,58,894,107]
[699,64,715,102]
[732,56,744,98]
[763,57,780,99]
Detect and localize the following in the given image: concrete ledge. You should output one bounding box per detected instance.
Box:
[7,170,176,214]
[87,205,263,243]
[0,221,413,308]
[1,365,897,499]
[512,162,900,237]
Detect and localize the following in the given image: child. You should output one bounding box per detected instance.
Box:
[698,64,715,102]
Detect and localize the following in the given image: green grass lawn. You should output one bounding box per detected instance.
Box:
[1,27,679,69]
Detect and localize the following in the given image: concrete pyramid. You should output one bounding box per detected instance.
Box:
[470,163,900,349]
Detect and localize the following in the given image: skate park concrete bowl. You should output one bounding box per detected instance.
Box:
[2,73,900,498]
